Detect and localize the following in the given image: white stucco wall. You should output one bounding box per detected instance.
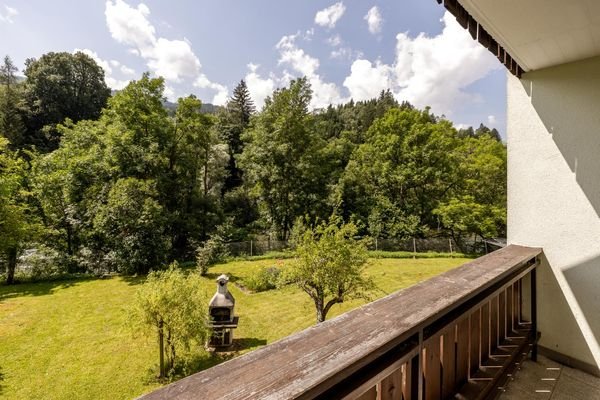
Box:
[507,55,600,369]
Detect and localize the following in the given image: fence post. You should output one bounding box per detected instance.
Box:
[250,240,253,257]
[413,238,416,259]
[375,237,378,251]
[449,238,453,258]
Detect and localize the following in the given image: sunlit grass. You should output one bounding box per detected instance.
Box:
[0,256,470,399]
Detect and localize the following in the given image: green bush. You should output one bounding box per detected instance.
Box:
[243,266,281,292]
[196,238,229,276]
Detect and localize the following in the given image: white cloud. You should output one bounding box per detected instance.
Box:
[276,33,344,108]
[277,33,319,77]
[327,34,342,47]
[343,59,392,101]
[0,5,18,23]
[105,0,155,50]
[74,48,133,90]
[314,2,345,29]
[364,6,383,34]
[487,115,497,125]
[105,0,227,101]
[342,12,498,116]
[244,63,275,110]
[193,74,228,105]
[146,37,201,82]
[120,65,135,75]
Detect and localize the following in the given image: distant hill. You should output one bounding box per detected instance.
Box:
[162,99,221,114]
[109,89,220,114]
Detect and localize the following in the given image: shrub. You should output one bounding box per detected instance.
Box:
[129,262,210,378]
[244,266,281,292]
[196,237,229,276]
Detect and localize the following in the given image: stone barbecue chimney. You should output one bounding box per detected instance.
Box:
[208,274,239,348]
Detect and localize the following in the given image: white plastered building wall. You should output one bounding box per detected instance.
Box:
[507,55,600,371]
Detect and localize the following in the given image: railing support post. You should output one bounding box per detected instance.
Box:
[418,329,424,400]
[530,266,538,362]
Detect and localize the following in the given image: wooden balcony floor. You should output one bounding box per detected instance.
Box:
[499,355,600,399]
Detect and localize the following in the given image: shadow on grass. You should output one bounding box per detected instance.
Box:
[120,275,147,286]
[0,278,85,302]
[230,337,267,351]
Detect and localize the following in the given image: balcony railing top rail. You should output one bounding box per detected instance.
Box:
[141,244,541,400]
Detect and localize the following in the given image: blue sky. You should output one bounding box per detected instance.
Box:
[0,0,507,134]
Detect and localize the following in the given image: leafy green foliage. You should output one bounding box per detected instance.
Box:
[0,137,41,283]
[243,265,282,292]
[0,55,26,149]
[196,237,229,276]
[22,51,110,151]
[239,78,329,239]
[286,217,373,323]
[130,263,210,378]
[94,178,168,274]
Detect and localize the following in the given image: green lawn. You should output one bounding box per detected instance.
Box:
[0,256,470,399]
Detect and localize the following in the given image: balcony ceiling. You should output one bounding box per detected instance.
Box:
[458,0,600,72]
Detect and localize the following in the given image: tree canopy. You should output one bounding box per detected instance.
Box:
[1,50,507,281]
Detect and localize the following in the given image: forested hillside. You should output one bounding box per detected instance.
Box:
[0,52,506,282]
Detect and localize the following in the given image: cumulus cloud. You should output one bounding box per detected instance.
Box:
[487,115,497,125]
[193,74,228,105]
[74,48,134,90]
[343,59,392,101]
[276,33,343,108]
[244,63,275,110]
[364,6,383,34]
[344,12,498,116]
[0,4,18,23]
[104,0,227,101]
[315,2,345,29]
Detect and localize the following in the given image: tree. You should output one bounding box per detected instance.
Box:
[93,178,168,274]
[336,107,459,235]
[0,138,40,283]
[239,78,328,239]
[286,217,373,323]
[22,51,110,151]
[218,79,255,192]
[434,134,507,251]
[130,263,210,378]
[0,55,26,149]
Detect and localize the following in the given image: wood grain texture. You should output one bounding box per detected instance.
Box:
[140,245,540,400]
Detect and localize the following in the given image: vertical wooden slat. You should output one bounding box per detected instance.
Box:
[513,280,521,330]
[441,328,457,398]
[405,356,419,400]
[480,302,490,362]
[517,279,523,324]
[424,338,441,400]
[507,285,514,334]
[456,318,469,386]
[357,386,377,400]
[378,368,403,400]
[499,290,506,342]
[469,309,481,376]
[490,295,498,351]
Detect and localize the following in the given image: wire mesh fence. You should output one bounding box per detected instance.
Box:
[224,237,484,257]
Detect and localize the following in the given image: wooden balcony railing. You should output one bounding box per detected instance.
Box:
[141,245,541,400]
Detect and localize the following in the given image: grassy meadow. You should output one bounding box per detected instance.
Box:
[0,256,470,399]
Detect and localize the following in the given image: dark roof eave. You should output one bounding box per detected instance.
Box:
[436,0,525,78]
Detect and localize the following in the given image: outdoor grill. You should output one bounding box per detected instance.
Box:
[208,274,239,348]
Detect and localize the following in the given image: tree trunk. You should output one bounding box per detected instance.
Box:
[158,320,165,378]
[315,297,325,323]
[6,247,17,285]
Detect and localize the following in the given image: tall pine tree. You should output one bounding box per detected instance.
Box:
[219,79,255,192]
[0,55,25,149]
